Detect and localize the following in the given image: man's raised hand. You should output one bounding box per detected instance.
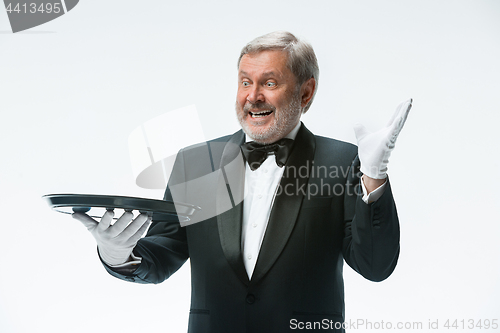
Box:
[72,210,151,266]
[354,99,412,180]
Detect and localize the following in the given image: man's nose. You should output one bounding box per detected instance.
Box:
[247,85,265,104]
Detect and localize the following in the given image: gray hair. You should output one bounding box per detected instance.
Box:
[237,31,319,113]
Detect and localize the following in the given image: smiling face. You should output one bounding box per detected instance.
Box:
[236,50,309,144]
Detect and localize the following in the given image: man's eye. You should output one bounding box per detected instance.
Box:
[242,82,250,87]
[266,82,276,87]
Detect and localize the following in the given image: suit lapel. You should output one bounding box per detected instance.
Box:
[250,123,316,284]
[216,130,250,285]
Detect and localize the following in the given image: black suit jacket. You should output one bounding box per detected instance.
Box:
[103,123,400,333]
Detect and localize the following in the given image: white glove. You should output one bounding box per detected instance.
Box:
[354,99,412,179]
[73,210,151,266]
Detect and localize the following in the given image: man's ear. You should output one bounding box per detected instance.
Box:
[300,78,316,109]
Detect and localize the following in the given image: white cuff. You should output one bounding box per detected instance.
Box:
[106,252,142,268]
[361,176,387,204]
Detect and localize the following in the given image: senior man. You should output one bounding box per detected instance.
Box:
[74,31,411,332]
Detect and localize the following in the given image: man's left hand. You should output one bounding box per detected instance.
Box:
[354,99,412,180]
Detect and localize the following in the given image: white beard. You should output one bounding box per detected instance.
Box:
[236,94,302,144]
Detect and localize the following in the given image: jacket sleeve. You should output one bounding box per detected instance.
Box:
[342,155,400,282]
[101,150,190,284]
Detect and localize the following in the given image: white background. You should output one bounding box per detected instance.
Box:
[1,0,499,332]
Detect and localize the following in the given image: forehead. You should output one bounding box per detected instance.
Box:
[238,50,291,78]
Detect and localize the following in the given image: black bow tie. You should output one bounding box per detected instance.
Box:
[240,138,294,171]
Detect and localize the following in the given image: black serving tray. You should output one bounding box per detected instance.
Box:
[43,193,199,223]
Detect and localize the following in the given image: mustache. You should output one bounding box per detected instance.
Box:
[243,102,276,113]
